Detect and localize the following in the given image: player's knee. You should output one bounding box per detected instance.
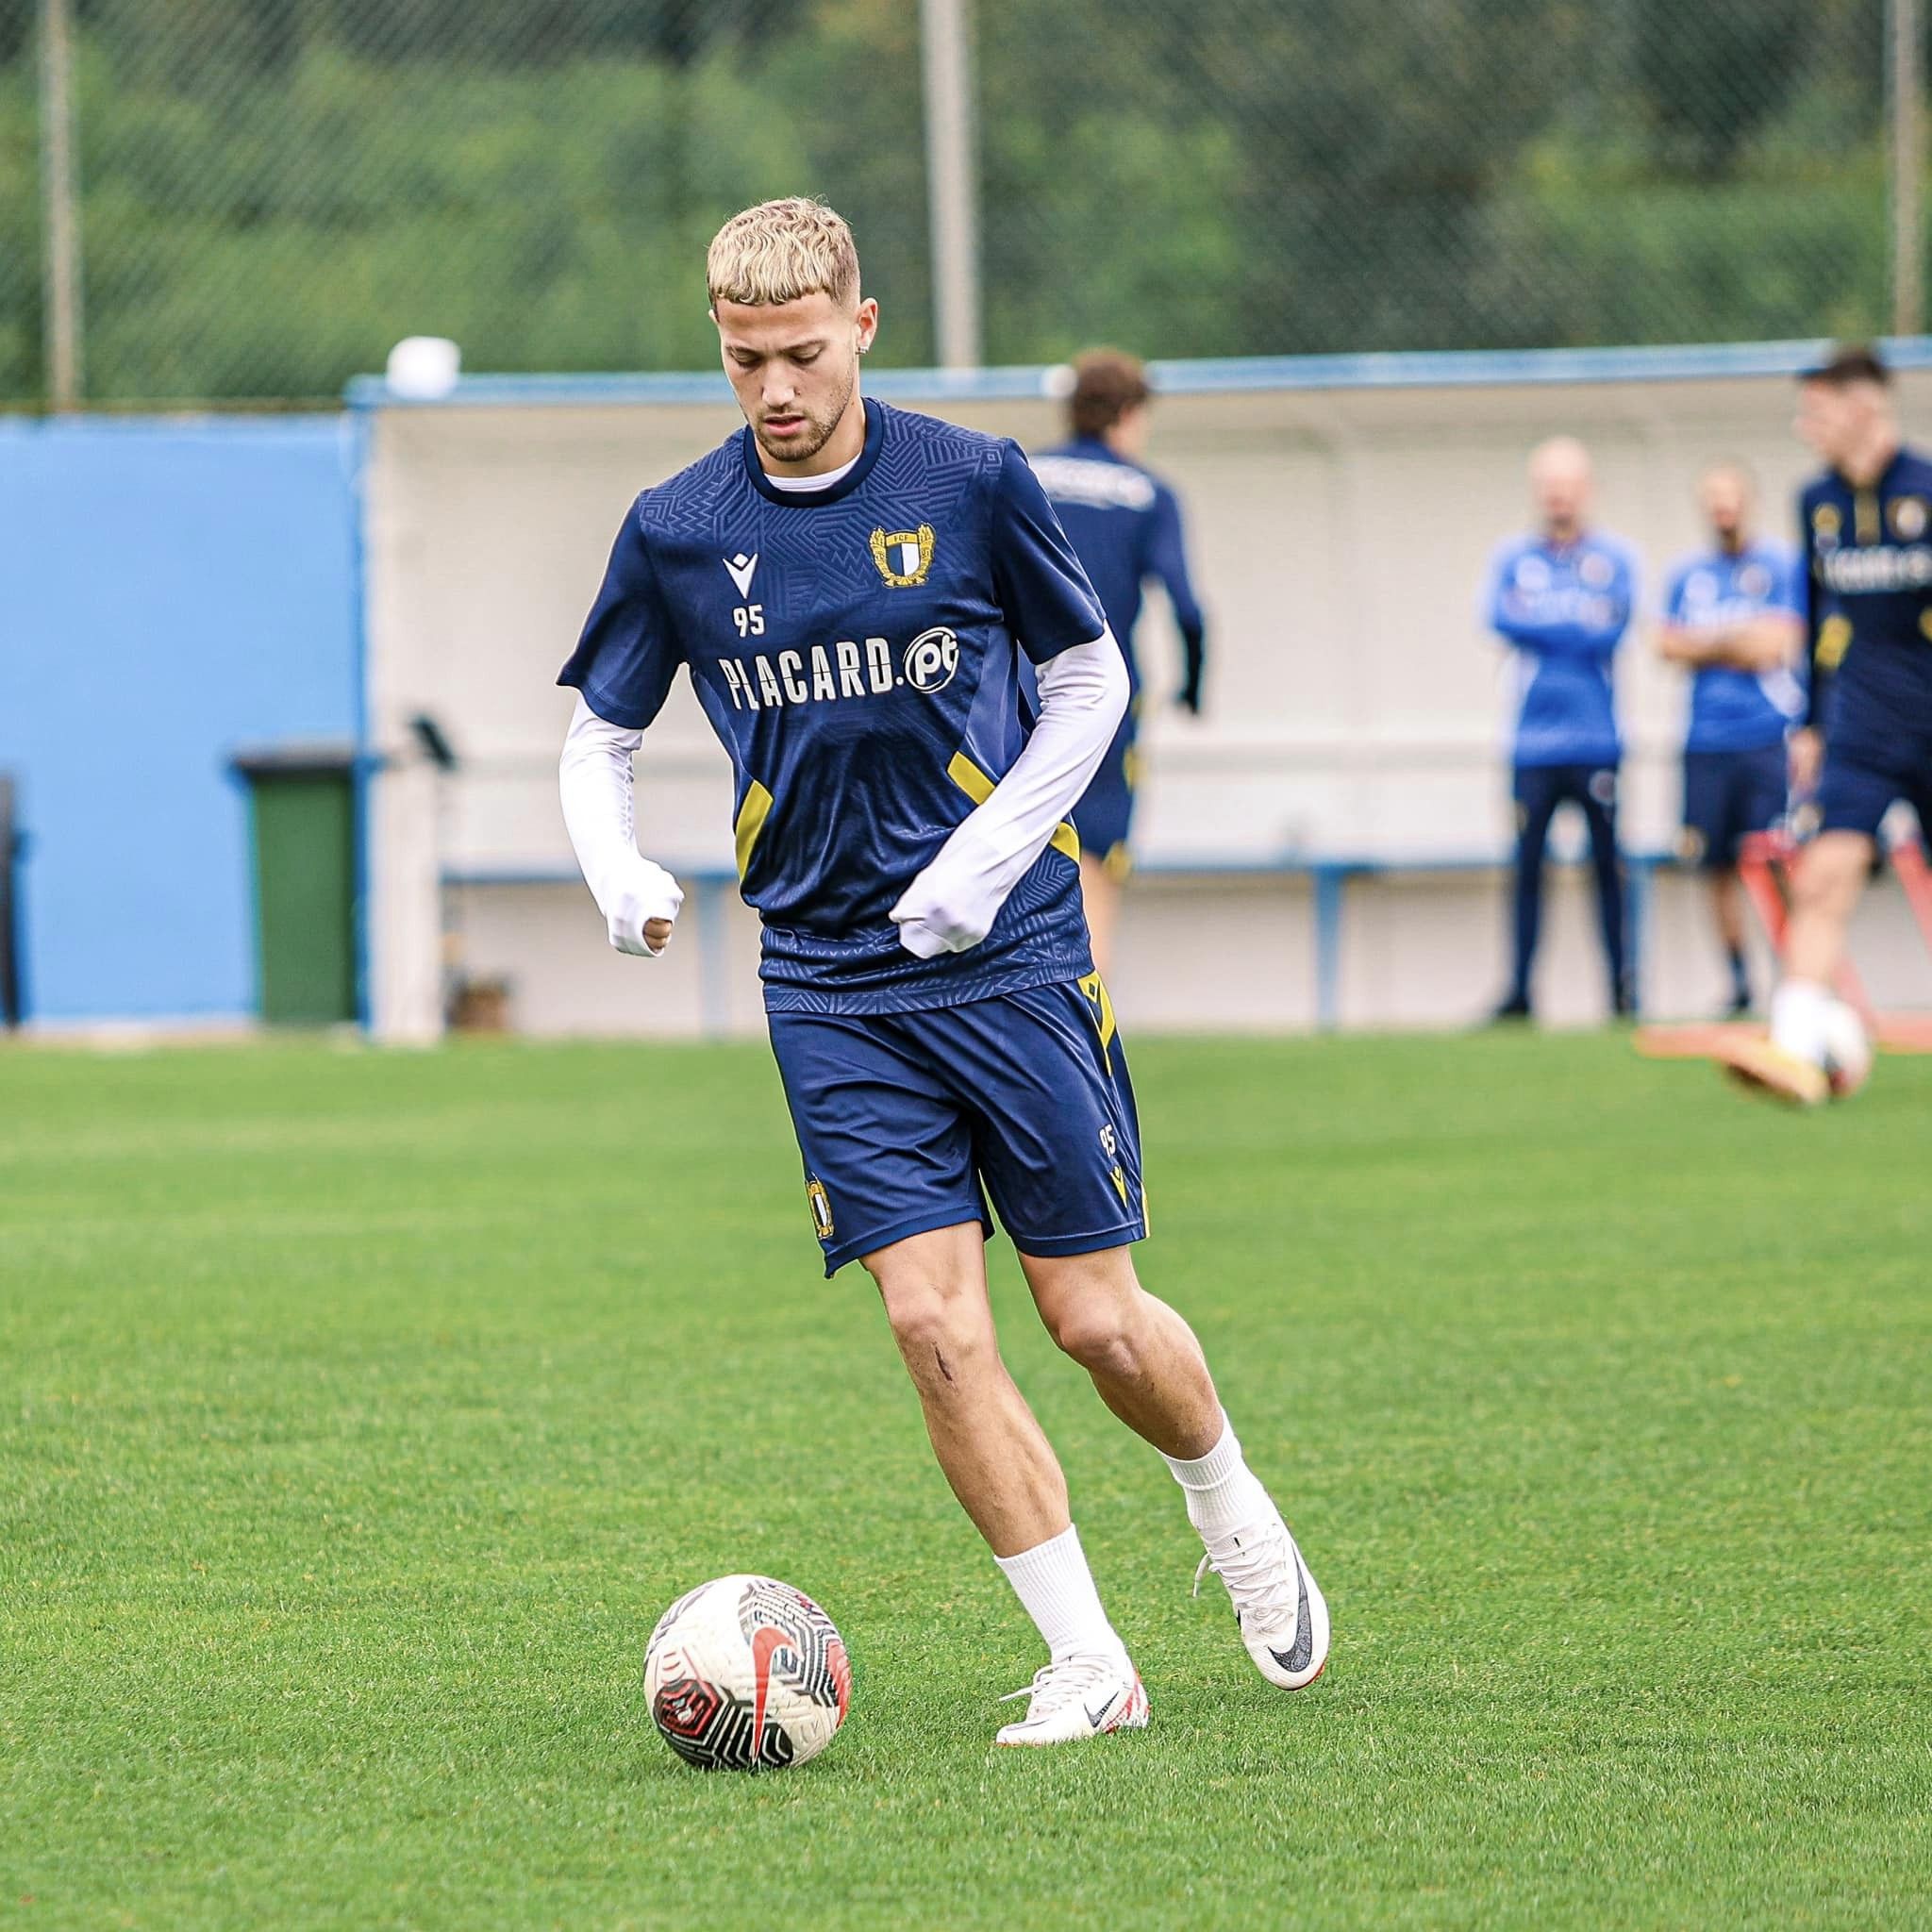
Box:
[1793,837,1867,915]
[874,1278,990,1387]
[1043,1295,1141,1380]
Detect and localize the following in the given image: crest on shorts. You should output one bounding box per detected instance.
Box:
[870,525,936,587]
[806,1177,834,1241]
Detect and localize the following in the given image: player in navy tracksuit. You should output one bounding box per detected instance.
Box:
[1484,437,1640,1020]
[557,200,1326,1745]
[1724,345,1932,1103]
[1032,350,1207,976]
[1657,463,1806,1015]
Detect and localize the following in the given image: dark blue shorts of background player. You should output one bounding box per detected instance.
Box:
[1501,762,1631,1019]
[1681,742,1788,870]
[768,976,1145,1277]
[1072,698,1141,879]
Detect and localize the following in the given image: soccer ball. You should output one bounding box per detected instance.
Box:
[643,1574,850,1771]
[1820,998,1873,1098]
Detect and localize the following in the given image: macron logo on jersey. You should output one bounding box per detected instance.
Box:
[724,551,758,598]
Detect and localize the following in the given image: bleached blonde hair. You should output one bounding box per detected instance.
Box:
[707,198,860,310]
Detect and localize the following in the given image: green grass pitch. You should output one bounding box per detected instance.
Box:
[4,1030,1929,1929]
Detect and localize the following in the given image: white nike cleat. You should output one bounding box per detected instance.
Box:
[1193,1504,1331,1690]
[993,1652,1149,1747]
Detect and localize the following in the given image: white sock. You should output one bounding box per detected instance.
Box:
[1161,1412,1270,1539]
[993,1524,1127,1666]
[1772,979,1831,1066]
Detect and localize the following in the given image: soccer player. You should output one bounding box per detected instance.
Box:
[1031,350,1207,976]
[1484,438,1640,1021]
[1723,345,1932,1104]
[1656,463,1806,1016]
[556,200,1327,1745]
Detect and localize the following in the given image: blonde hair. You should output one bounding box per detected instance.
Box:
[707,197,860,309]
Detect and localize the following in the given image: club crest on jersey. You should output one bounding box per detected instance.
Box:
[1812,503,1841,549]
[806,1176,834,1241]
[1890,495,1929,541]
[870,525,936,587]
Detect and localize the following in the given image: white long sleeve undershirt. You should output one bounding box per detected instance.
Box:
[889,627,1127,957]
[558,696,683,956]
[556,625,1127,960]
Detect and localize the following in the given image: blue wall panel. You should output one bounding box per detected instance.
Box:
[0,416,357,1023]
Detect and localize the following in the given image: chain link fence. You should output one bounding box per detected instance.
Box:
[0,0,1911,405]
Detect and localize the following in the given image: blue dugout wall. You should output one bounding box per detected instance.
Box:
[0,416,358,1024]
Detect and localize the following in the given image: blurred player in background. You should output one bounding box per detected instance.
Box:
[1724,346,1932,1103]
[1032,351,1207,977]
[1484,438,1640,1021]
[557,200,1326,1745]
[1656,463,1805,1016]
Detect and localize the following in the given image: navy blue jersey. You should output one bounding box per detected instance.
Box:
[1484,532,1638,767]
[1031,438,1204,697]
[1799,444,1932,751]
[1664,541,1806,753]
[558,398,1106,1015]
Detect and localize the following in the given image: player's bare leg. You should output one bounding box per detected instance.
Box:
[1021,1244,1330,1690]
[863,1222,1146,1745]
[1723,830,1871,1104]
[865,1222,1069,1555]
[1019,1242,1219,1457]
[1783,831,1872,985]
[1079,853,1123,982]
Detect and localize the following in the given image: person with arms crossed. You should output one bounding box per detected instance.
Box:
[1656,463,1806,1017]
[556,200,1327,1746]
[1723,345,1932,1103]
[1484,437,1640,1021]
[1031,350,1208,977]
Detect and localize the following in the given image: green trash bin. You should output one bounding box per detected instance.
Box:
[229,743,358,1025]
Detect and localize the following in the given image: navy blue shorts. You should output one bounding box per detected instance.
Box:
[1072,700,1141,877]
[767,976,1147,1276]
[1680,743,1787,869]
[1817,734,1932,841]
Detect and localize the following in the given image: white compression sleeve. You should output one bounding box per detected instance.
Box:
[890,628,1128,958]
[558,694,685,957]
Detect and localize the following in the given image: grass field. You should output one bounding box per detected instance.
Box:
[3,1029,1929,1930]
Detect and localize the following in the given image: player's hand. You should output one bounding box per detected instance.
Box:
[606,858,684,958]
[1788,727,1824,796]
[891,854,997,958]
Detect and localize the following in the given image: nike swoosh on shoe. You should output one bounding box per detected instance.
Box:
[1266,1553,1312,1675]
[1084,1690,1123,1728]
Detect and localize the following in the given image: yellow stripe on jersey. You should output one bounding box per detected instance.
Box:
[734,779,774,879]
[946,752,1080,864]
[1818,615,1854,670]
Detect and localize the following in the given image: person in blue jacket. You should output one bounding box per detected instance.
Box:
[1484,438,1640,1021]
[1656,462,1805,1016]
